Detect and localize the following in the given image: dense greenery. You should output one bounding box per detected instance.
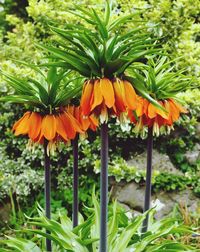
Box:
[0,0,199,244]
[0,194,198,251]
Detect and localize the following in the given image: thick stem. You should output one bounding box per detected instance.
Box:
[142,127,153,233]
[72,135,79,228]
[44,140,52,252]
[100,123,108,252]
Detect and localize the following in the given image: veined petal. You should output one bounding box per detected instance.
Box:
[148,103,157,119]
[113,78,126,112]
[168,99,180,122]
[91,79,103,110]
[81,116,90,131]
[89,114,99,131]
[28,112,42,140]
[67,105,75,115]
[127,109,137,123]
[80,80,94,115]
[60,112,76,139]
[100,78,115,108]
[123,80,137,110]
[13,111,31,136]
[143,99,149,116]
[67,112,83,133]
[56,115,68,141]
[172,99,188,114]
[155,101,168,119]
[135,96,144,117]
[163,100,173,125]
[41,115,57,141]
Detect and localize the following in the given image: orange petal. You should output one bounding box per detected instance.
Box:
[80,80,94,115]
[41,115,57,141]
[143,99,149,116]
[74,106,80,121]
[13,111,31,136]
[67,112,83,133]
[28,112,42,140]
[67,105,75,115]
[100,78,115,108]
[127,109,137,123]
[168,100,180,122]
[135,96,144,117]
[113,78,126,112]
[163,100,173,125]
[91,79,103,110]
[148,103,157,119]
[123,80,137,110]
[60,112,76,139]
[89,114,99,131]
[172,99,188,114]
[155,101,169,120]
[56,116,68,141]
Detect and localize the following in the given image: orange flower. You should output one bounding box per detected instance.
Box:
[12,110,83,145]
[66,105,99,132]
[80,78,137,122]
[128,97,187,134]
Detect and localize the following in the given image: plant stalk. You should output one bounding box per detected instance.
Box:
[100,123,108,252]
[142,127,153,233]
[44,139,52,252]
[73,135,79,228]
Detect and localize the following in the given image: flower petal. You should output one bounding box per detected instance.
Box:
[91,79,103,110]
[135,96,144,117]
[155,101,168,119]
[113,78,126,112]
[80,80,94,115]
[28,112,42,140]
[41,115,57,141]
[169,100,180,122]
[13,111,31,136]
[148,103,157,119]
[100,78,115,108]
[123,80,137,110]
[172,99,188,113]
[56,115,68,141]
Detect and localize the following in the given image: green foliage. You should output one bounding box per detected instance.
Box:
[94,156,159,183]
[127,56,192,100]
[38,1,158,78]
[0,0,199,238]
[0,195,197,252]
[1,65,83,112]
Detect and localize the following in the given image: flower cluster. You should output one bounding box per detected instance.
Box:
[80,78,137,123]
[13,110,82,145]
[128,97,187,136]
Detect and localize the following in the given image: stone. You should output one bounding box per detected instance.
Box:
[185,143,200,165]
[111,180,200,219]
[112,182,145,212]
[127,149,182,175]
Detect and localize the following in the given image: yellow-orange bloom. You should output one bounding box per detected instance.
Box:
[12,111,83,144]
[80,78,137,122]
[128,97,187,134]
[66,105,99,132]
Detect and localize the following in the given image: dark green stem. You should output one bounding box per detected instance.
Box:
[72,135,79,228]
[142,127,153,233]
[100,123,108,252]
[44,139,52,252]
